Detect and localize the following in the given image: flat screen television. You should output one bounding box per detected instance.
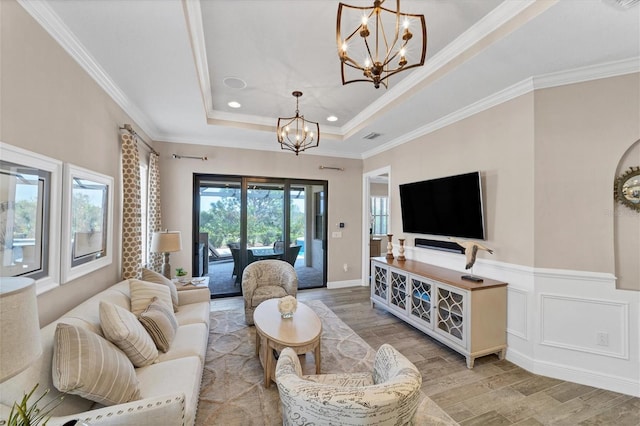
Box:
[399,171,485,239]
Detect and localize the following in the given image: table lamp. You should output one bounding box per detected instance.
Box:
[0,277,42,383]
[150,230,182,279]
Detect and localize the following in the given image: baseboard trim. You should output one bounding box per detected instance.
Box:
[327,279,366,289]
[507,347,640,397]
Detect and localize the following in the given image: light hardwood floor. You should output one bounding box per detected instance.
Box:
[211,286,640,425]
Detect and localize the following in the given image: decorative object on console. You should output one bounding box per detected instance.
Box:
[276,91,320,156]
[449,238,493,283]
[277,295,298,319]
[150,230,182,279]
[614,166,640,212]
[386,233,394,259]
[0,277,42,382]
[397,238,406,261]
[336,0,427,89]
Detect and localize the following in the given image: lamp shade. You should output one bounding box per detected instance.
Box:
[0,277,42,382]
[150,230,182,253]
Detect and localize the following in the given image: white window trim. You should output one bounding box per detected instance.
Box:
[0,141,62,294]
[60,164,114,283]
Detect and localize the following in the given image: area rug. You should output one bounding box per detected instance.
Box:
[196,300,457,425]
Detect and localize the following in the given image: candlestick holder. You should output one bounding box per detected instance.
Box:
[386,234,394,259]
[397,238,406,261]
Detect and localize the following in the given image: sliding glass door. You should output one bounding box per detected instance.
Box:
[193,174,326,298]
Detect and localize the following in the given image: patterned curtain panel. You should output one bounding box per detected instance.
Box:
[148,152,162,272]
[121,133,142,279]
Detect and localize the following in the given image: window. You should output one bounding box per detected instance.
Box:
[0,160,50,279]
[0,142,62,292]
[370,196,388,235]
[61,164,113,283]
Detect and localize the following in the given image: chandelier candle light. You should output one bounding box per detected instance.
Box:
[337,0,427,89]
[277,91,320,156]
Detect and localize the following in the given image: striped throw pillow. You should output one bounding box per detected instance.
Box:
[129,279,173,316]
[138,297,178,352]
[99,301,158,367]
[141,268,179,312]
[52,323,141,406]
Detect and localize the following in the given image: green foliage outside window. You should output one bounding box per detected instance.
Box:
[200,192,305,248]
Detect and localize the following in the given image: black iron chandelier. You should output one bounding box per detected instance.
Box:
[277,91,320,156]
[337,0,427,89]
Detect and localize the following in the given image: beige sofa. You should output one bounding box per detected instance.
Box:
[0,280,211,426]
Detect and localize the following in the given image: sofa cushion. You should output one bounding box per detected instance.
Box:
[141,268,179,312]
[156,323,208,364]
[139,297,178,352]
[99,301,158,367]
[136,356,203,426]
[252,285,287,307]
[52,323,141,406]
[174,300,211,328]
[130,279,173,316]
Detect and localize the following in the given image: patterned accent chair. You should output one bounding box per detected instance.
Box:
[275,343,422,425]
[241,259,298,325]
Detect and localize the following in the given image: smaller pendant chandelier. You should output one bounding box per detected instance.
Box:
[337,0,427,89]
[277,91,320,156]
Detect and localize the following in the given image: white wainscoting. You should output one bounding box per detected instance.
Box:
[507,287,528,340]
[540,294,629,359]
[388,245,640,397]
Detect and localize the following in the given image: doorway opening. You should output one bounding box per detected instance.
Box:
[193,174,327,297]
[362,167,390,284]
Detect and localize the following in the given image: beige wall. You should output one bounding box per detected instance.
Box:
[154,141,363,283]
[614,140,639,290]
[365,74,639,290]
[365,93,536,267]
[0,1,147,325]
[533,74,640,283]
[370,182,388,197]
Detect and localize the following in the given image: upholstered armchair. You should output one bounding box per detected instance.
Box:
[241,259,298,325]
[275,343,422,425]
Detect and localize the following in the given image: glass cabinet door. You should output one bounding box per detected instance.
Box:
[435,285,466,346]
[372,262,388,302]
[389,269,408,312]
[409,277,432,327]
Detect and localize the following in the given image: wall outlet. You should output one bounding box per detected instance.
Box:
[343,263,348,272]
[596,332,609,346]
[332,231,342,238]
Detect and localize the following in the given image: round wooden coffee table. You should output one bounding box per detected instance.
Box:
[253,299,322,388]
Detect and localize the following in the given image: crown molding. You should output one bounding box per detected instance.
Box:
[182,0,214,117]
[156,133,362,159]
[17,0,160,140]
[362,58,640,159]
[533,57,640,90]
[361,77,535,159]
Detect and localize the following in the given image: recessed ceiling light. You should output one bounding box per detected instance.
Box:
[327,116,338,122]
[223,77,247,89]
[228,101,241,108]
